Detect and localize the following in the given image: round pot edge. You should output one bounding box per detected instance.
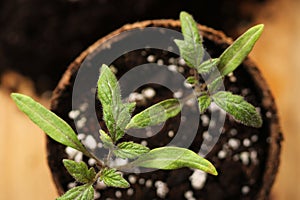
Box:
[48,19,283,199]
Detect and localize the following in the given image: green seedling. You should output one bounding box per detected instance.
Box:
[11,11,263,200]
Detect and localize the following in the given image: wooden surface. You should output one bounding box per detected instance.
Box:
[250,0,300,199]
[1,0,300,199]
[0,75,58,200]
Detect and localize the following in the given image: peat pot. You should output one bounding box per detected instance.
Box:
[48,19,282,200]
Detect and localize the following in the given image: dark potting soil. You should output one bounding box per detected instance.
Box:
[48,21,281,200]
[0,0,269,94]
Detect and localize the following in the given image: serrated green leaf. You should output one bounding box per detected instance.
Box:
[99,130,114,149]
[198,94,211,114]
[97,64,121,107]
[11,93,89,155]
[113,142,150,159]
[212,91,263,128]
[126,98,181,129]
[114,105,132,141]
[63,159,96,184]
[185,76,197,85]
[197,58,220,74]
[180,11,201,43]
[57,184,94,200]
[130,146,217,176]
[100,168,130,188]
[124,102,136,114]
[207,76,224,94]
[174,11,204,68]
[218,24,264,76]
[97,64,131,141]
[174,40,203,69]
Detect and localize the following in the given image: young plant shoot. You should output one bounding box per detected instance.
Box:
[11,11,263,200]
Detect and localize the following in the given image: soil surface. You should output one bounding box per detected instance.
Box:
[48,20,281,200]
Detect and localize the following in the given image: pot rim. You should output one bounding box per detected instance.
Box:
[49,19,283,199]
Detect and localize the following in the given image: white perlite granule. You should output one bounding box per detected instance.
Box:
[228,72,237,82]
[142,88,156,99]
[168,64,178,72]
[218,150,227,159]
[243,138,251,147]
[201,114,210,126]
[84,135,97,149]
[186,98,196,107]
[240,151,250,165]
[77,133,86,140]
[183,81,193,89]
[228,138,241,150]
[128,175,137,184]
[88,158,96,166]
[65,147,79,158]
[157,59,164,66]
[251,135,258,142]
[155,180,169,198]
[109,65,118,74]
[229,128,238,136]
[68,110,80,119]
[184,190,196,200]
[94,191,101,199]
[203,131,212,141]
[168,130,175,137]
[190,170,207,189]
[67,182,76,189]
[79,102,88,112]
[115,190,122,198]
[145,179,153,188]
[138,178,145,185]
[168,57,175,64]
[229,75,237,82]
[128,92,144,102]
[173,90,183,98]
[147,55,155,62]
[250,150,259,164]
[178,58,186,65]
[76,117,87,129]
[127,188,134,196]
[74,152,83,162]
[242,185,250,194]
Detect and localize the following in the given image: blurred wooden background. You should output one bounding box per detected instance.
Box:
[0,75,58,199]
[1,0,299,199]
[251,0,300,199]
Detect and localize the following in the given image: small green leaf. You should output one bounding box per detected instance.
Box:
[98,64,120,139]
[212,91,263,128]
[218,24,264,76]
[180,11,201,43]
[197,58,220,74]
[11,93,89,155]
[125,102,136,114]
[99,130,114,149]
[207,76,224,94]
[97,64,121,108]
[198,94,211,114]
[62,159,96,184]
[126,99,181,129]
[57,184,94,200]
[97,64,131,141]
[100,168,130,188]
[114,105,132,141]
[113,142,150,159]
[174,40,203,69]
[174,11,204,68]
[185,76,197,85]
[130,146,218,176]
